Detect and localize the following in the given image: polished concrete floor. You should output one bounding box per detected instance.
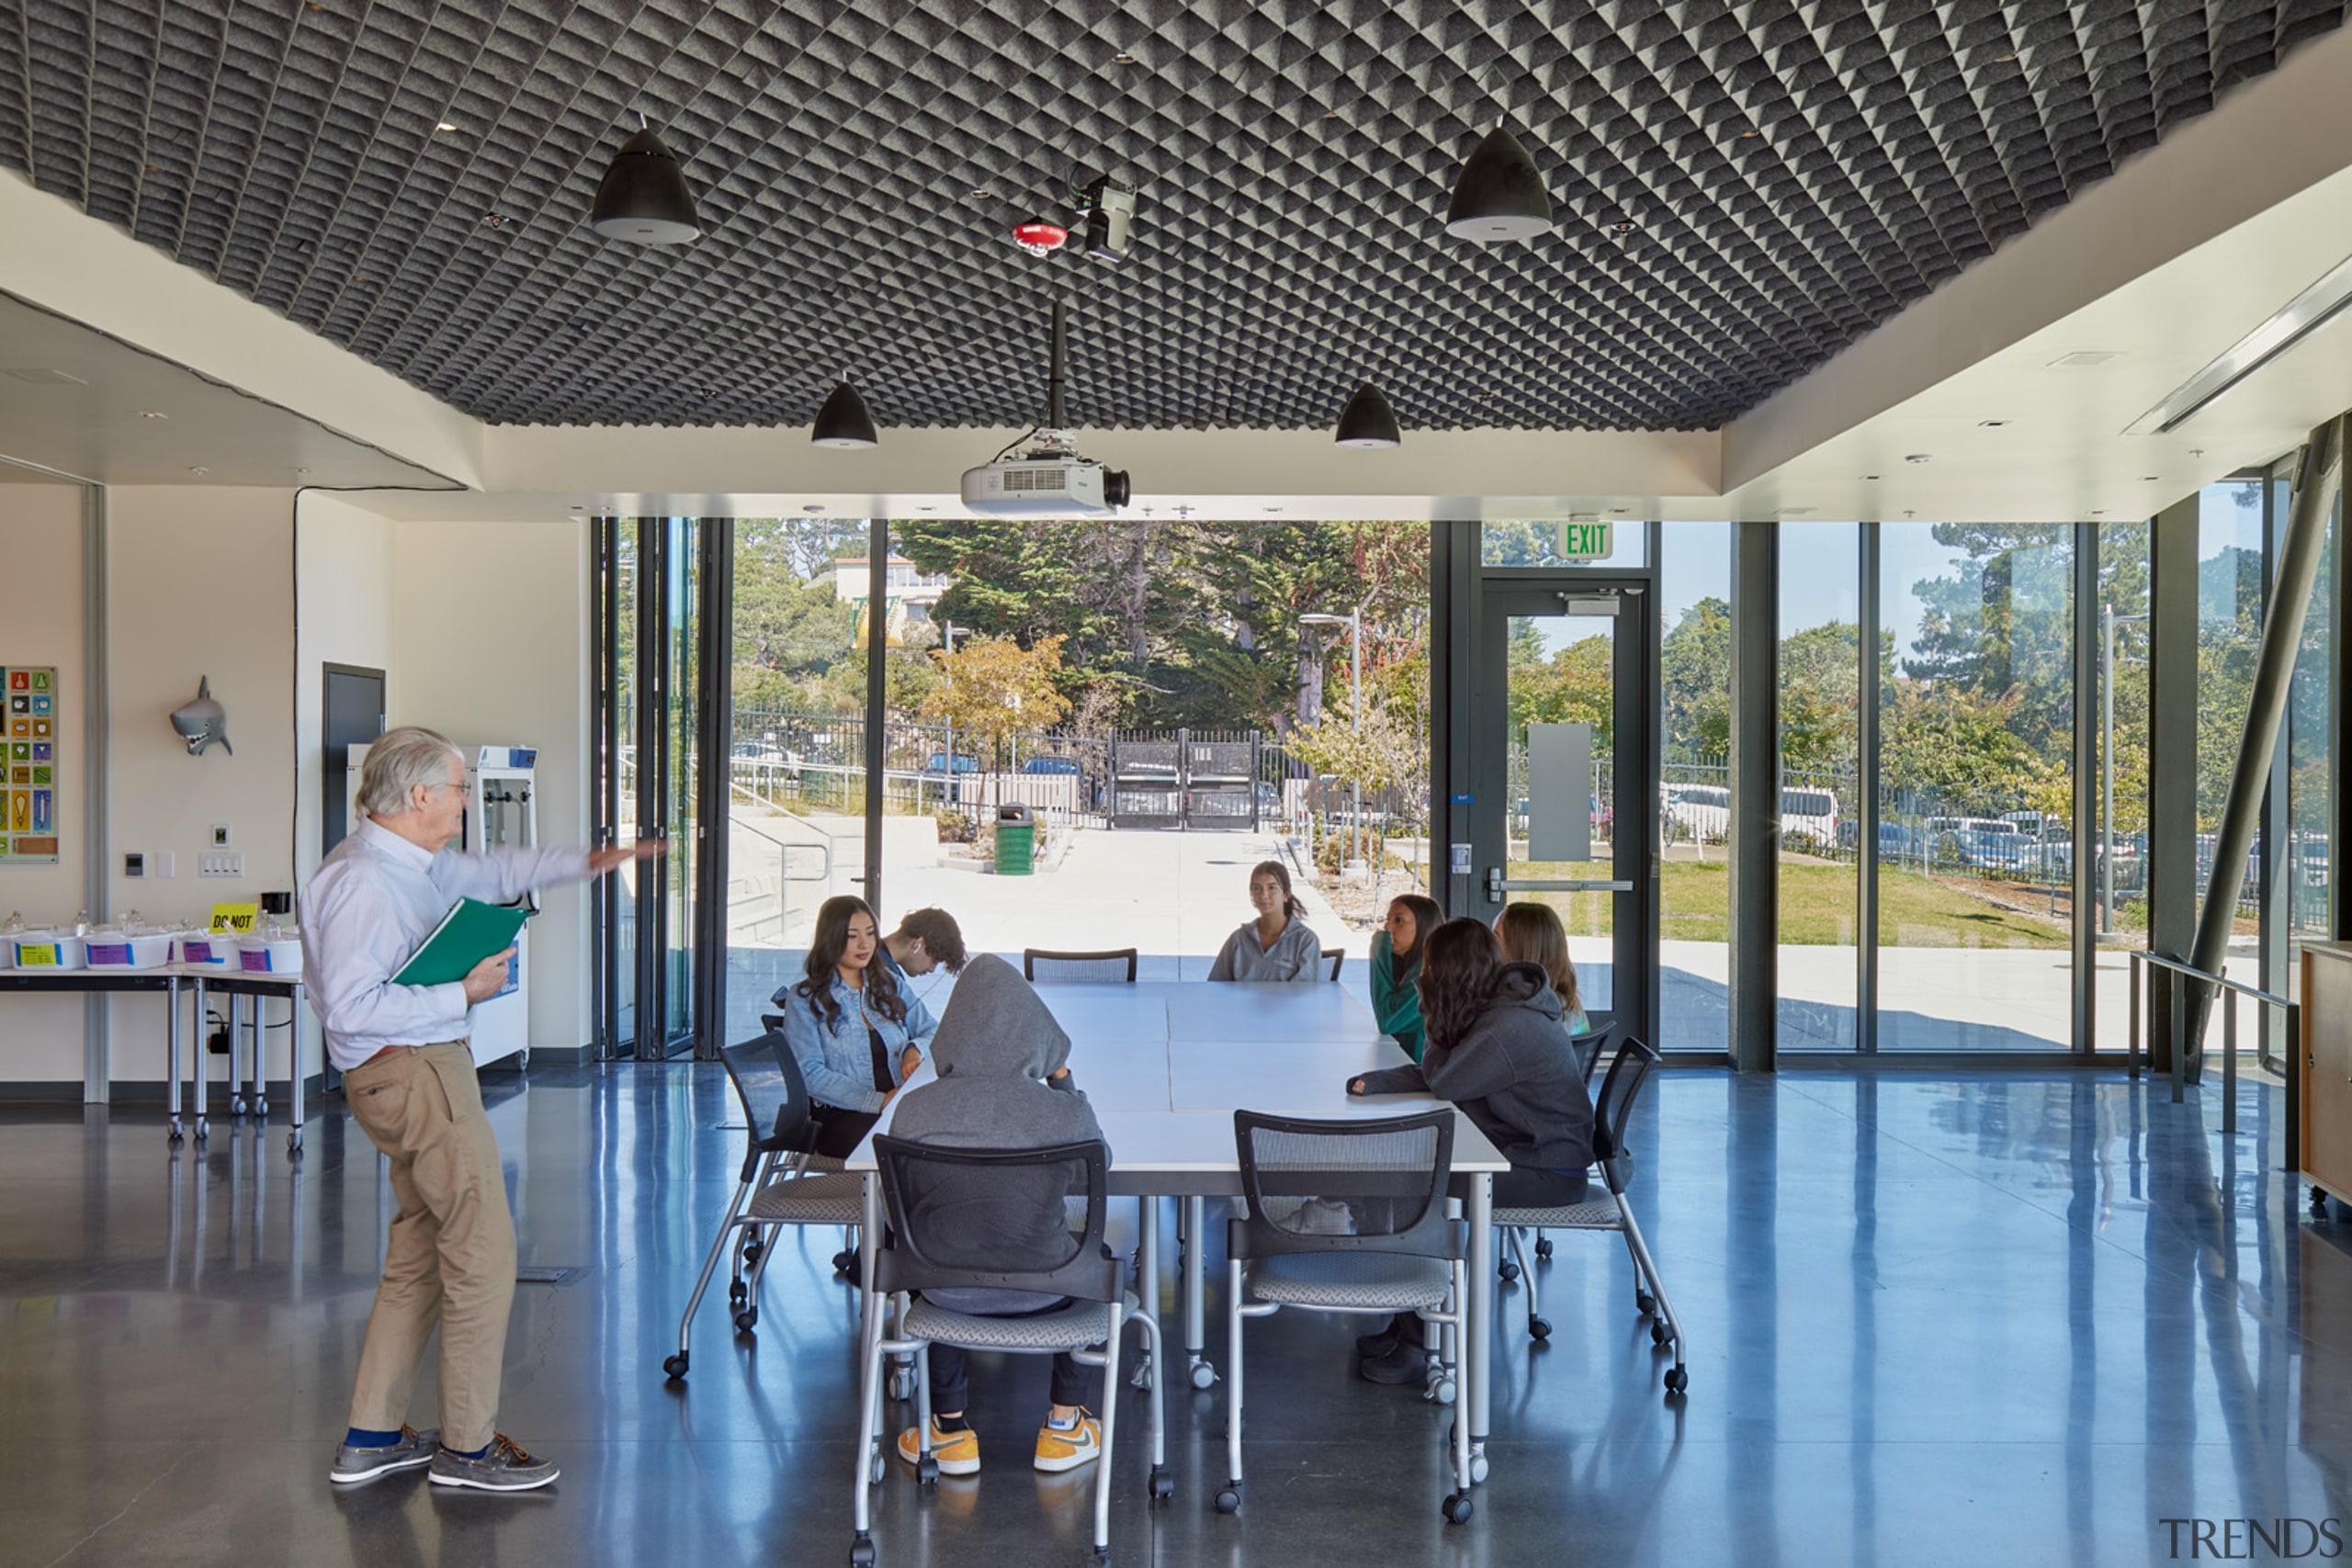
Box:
[2,1063,2345,1568]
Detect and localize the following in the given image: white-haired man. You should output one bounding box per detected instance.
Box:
[303,726,657,1493]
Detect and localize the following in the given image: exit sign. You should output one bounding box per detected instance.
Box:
[1556,519,1613,561]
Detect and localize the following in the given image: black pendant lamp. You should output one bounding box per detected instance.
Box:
[589,124,701,244]
[1444,122,1553,242]
[1334,383,1402,449]
[811,380,880,449]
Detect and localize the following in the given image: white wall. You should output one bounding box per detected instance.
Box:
[0,482,89,1082]
[391,517,594,1052]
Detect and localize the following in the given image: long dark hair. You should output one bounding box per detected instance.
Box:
[1417,917,1504,1054]
[1385,894,1444,964]
[1250,860,1306,921]
[796,895,907,1029]
[1494,902,1580,1018]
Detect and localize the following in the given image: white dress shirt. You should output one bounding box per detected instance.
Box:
[300,818,592,1073]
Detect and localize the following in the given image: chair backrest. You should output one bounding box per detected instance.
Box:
[869,1135,1121,1303]
[1023,947,1138,984]
[1589,1036,1660,1194]
[1570,1023,1613,1085]
[718,1022,821,1180]
[1228,1108,1464,1262]
[1322,947,1345,981]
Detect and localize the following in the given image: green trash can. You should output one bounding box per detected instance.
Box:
[995,803,1036,875]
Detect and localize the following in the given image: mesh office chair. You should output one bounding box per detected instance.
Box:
[1497,1020,1612,1285]
[850,1136,1166,1567]
[1217,1109,1476,1524]
[662,1021,865,1381]
[1494,1037,1688,1394]
[1023,948,1140,984]
[1322,947,1345,981]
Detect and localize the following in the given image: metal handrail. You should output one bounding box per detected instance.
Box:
[727,780,833,884]
[2127,949,2298,1158]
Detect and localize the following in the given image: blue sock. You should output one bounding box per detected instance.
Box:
[345,1427,402,1449]
[447,1442,491,1460]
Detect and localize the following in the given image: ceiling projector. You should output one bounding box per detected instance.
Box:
[962,436,1131,515]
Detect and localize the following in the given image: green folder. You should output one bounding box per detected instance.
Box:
[393,898,531,987]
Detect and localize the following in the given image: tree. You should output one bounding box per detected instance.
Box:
[1661,597,1731,755]
[922,635,1073,766]
[1510,635,1612,750]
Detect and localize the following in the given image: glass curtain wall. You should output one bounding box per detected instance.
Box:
[1776,524,1860,1052]
[1658,521,1732,1054]
[1877,524,2075,1051]
[2288,491,2338,949]
[2198,480,2267,989]
[2090,520,2153,1051]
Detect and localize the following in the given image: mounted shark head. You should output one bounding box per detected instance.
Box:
[170,676,232,757]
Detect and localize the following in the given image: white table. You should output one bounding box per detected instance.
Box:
[847,981,1506,1491]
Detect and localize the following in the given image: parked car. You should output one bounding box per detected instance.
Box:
[922,752,980,774]
[1664,783,1730,842]
[1780,786,1839,851]
[1019,755,1081,775]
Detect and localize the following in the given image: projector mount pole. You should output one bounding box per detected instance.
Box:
[1046,298,1067,432]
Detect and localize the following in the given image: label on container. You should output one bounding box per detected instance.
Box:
[87,942,131,965]
[238,948,272,973]
[180,939,216,963]
[17,944,57,966]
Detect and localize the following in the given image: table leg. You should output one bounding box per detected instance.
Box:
[229,994,248,1118]
[192,978,209,1141]
[287,984,305,1154]
[1182,1194,1215,1389]
[1132,1197,1167,1399]
[1466,1172,1492,1483]
[249,993,268,1122]
[165,976,184,1143]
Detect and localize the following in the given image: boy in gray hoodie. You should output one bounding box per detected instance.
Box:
[887,953,1112,1476]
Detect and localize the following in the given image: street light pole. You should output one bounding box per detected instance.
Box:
[1301,608,1366,873]
[2101,604,2149,937]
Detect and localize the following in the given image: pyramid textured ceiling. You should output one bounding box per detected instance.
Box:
[1,0,2343,431]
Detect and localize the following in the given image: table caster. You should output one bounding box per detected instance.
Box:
[1214,1483,1241,1514]
[287,1129,303,1156]
[1188,1358,1216,1390]
[663,1353,688,1380]
[1148,1466,1174,1504]
[231,1095,247,1117]
[194,1118,209,1142]
[1442,1491,1474,1524]
[167,1119,183,1144]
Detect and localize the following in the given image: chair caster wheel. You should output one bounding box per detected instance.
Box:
[733,1307,759,1333]
[833,1248,858,1275]
[1470,1451,1490,1483]
[888,1367,916,1402]
[1635,1291,1656,1314]
[1214,1485,1241,1514]
[741,1240,763,1265]
[1148,1468,1174,1503]
[663,1353,688,1380]
[1427,1376,1457,1405]
[1651,1320,1672,1347]
[1189,1360,1216,1390]
[1129,1361,1152,1392]
[1498,1260,1520,1283]
[1442,1492,1474,1524]
[850,1532,876,1566]
[916,1455,939,1486]
[869,1448,887,1486]
[1665,1366,1689,1394]
[1535,1238,1553,1259]
[1529,1316,1552,1341]
[729,1280,749,1305]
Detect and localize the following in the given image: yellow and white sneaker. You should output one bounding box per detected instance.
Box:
[1033,1410,1101,1472]
[897,1418,980,1476]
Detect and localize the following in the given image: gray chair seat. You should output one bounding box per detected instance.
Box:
[1496,1199,1618,1229]
[1248,1251,1451,1310]
[749,1170,865,1224]
[904,1292,1125,1350]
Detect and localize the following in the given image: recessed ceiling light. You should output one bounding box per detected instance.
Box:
[188,466,209,475]
[1996,51,2018,62]
[803,504,825,514]
[435,121,458,133]
[138,410,167,420]
[1738,129,1760,140]
[1977,418,2008,427]
[1780,506,1815,515]
[1113,51,1137,64]
[969,187,993,199]
[2142,475,2159,481]
[2091,510,2108,516]
[296,467,312,475]
[1862,474,1881,480]
[917,505,936,513]
[1264,506,1283,514]
[2049,351,2121,368]
[570,504,584,512]
[1608,506,1630,513]
[1905,453,1931,464]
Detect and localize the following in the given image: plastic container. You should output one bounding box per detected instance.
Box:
[86,930,175,969]
[237,931,304,975]
[14,931,88,970]
[175,932,233,967]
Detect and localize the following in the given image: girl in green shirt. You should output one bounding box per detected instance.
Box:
[1368,894,1444,1061]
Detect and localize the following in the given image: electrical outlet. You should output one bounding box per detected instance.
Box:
[155,851,175,879]
[123,852,144,878]
[198,852,244,879]
[209,824,232,848]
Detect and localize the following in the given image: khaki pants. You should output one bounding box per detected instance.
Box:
[343,1041,516,1454]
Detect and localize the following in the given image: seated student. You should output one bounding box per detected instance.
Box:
[1205,860,1322,982]
[888,953,1109,1476]
[1369,893,1445,1062]
[1492,901,1592,1035]
[774,896,938,1160]
[878,907,968,980]
[1345,917,1596,1384]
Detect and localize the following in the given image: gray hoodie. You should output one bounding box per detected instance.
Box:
[887,953,1108,1309]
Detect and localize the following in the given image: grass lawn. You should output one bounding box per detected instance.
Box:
[1521,858,2071,949]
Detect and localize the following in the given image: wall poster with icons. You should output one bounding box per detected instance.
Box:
[0,666,59,863]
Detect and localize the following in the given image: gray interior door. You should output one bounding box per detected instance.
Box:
[322,664,386,856]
